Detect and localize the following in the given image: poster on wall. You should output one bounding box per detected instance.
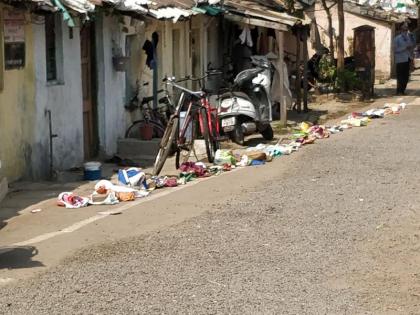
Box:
[3,9,25,70]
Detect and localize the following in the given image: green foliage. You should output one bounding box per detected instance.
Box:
[318,55,336,83]
[317,55,360,92]
[335,69,360,92]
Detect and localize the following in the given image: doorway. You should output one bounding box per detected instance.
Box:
[80,23,98,159]
[353,25,375,97]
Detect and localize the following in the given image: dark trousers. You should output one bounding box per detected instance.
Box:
[396,61,410,94]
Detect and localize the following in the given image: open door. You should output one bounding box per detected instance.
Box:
[80,24,97,158]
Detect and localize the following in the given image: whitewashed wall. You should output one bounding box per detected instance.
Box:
[32,15,84,178]
[311,3,393,79]
[95,14,127,157]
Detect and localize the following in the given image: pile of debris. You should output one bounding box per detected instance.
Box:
[56,102,407,209]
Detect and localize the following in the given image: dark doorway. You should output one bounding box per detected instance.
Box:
[354,25,375,97]
[80,23,98,159]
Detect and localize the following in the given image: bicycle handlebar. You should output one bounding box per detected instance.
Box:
[162,69,223,98]
[164,77,204,98]
[163,69,222,84]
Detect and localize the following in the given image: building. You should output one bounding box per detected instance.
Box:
[0,0,201,183]
[0,0,303,187]
[307,0,415,80]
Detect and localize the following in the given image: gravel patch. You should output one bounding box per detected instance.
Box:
[1,106,420,314]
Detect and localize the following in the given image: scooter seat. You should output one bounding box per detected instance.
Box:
[219,91,252,102]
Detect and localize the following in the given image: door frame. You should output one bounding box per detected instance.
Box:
[80,22,98,159]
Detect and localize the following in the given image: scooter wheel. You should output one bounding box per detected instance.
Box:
[261,125,274,141]
[231,124,244,145]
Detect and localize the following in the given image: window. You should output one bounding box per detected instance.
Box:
[45,14,63,83]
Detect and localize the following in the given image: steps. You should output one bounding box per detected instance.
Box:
[117,138,208,168]
[117,138,161,167]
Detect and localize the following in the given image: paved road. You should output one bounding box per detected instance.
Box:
[1,99,420,314]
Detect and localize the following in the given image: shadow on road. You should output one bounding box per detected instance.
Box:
[0,246,44,269]
[375,88,418,97]
[0,182,81,232]
[286,109,329,124]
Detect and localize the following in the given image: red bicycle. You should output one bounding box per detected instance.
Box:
[152,72,222,176]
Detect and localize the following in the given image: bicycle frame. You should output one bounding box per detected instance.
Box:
[201,97,220,137]
[152,75,222,175]
[172,91,220,148]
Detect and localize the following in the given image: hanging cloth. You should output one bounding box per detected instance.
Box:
[142,40,154,69]
[239,26,253,47]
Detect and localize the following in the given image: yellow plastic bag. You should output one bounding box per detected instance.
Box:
[300,122,312,132]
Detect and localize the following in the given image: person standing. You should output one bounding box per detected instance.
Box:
[394,23,415,95]
[408,26,416,76]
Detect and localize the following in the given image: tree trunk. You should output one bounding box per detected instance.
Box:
[320,0,335,58]
[337,0,345,70]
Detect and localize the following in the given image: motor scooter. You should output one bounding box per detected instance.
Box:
[218,56,273,145]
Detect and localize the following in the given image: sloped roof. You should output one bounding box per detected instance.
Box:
[102,0,222,20]
[344,0,415,22]
[9,0,304,27]
[349,0,417,18]
[222,0,305,28]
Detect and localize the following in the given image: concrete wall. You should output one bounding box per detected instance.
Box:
[0,10,222,182]
[311,2,393,79]
[0,6,37,182]
[32,15,84,178]
[0,9,85,181]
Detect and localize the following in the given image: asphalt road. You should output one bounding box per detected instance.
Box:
[1,101,420,314]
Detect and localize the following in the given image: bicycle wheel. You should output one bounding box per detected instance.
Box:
[175,120,196,169]
[125,120,165,139]
[200,108,219,163]
[152,117,179,176]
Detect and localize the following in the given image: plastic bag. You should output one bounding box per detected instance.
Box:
[214,150,237,166]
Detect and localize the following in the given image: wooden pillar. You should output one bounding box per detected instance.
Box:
[302,27,309,112]
[295,28,302,112]
[276,30,287,126]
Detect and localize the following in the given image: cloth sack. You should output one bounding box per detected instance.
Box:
[118,168,145,187]
[116,191,136,202]
[57,192,89,209]
[246,151,267,161]
[95,180,149,199]
[89,191,119,205]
